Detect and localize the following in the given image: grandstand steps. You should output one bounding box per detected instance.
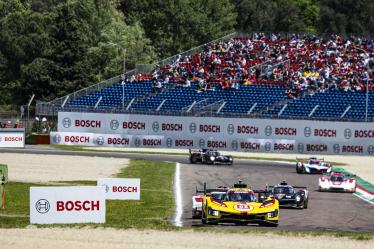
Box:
[182,99,225,114]
[127,83,178,111]
[254,97,295,117]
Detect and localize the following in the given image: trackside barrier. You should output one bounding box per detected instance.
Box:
[52,112,374,156]
[0,128,25,148]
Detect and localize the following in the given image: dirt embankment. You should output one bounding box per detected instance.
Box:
[0,153,128,182]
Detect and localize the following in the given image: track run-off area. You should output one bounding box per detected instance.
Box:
[1,146,374,233]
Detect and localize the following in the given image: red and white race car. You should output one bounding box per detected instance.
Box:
[318,172,356,193]
[192,189,227,219]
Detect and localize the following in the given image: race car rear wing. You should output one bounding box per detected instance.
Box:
[267,185,308,189]
[322,171,357,178]
[296,157,325,162]
[195,183,228,195]
[189,149,201,155]
[196,183,270,195]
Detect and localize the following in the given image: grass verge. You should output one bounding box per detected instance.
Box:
[0,159,175,229]
[0,157,370,240]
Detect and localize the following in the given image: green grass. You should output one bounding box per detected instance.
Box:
[105,159,175,229]
[0,182,41,228]
[0,159,176,229]
[0,157,370,240]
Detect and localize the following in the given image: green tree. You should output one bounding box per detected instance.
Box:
[0,0,156,106]
[318,0,374,35]
[118,0,237,57]
[87,13,157,80]
[231,0,319,33]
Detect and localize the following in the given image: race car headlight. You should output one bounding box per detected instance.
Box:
[208,208,220,216]
[295,195,301,202]
[210,156,215,161]
[229,157,233,161]
[267,210,278,218]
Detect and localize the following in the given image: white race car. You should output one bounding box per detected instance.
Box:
[296,157,332,174]
[318,172,356,193]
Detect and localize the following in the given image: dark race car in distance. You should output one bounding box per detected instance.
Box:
[268,181,309,209]
[189,149,233,165]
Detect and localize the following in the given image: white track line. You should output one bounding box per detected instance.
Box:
[353,193,374,206]
[174,162,183,227]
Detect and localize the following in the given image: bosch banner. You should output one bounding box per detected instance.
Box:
[0,129,25,148]
[30,186,105,224]
[97,178,140,200]
[54,112,374,155]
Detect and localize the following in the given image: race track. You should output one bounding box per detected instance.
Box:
[179,160,374,233]
[1,147,374,233]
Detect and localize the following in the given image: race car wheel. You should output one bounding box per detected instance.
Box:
[190,157,197,164]
[201,211,207,224]
[296,165,302,174]
[303,199,308,209]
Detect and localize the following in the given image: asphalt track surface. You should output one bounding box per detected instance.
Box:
[1,146,374,233]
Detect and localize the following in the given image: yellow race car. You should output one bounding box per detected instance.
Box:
[199,181,279,227]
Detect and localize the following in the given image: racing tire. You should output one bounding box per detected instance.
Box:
[190,157,197,164]
[303,199,308,209]
[201,211,207,224]
[301,166,306,174]
[296,164,305,174]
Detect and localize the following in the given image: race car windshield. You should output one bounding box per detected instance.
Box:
[330,176,344,182]
[227,192,256,202]
[208,151,220,156]
[273,187,294,194]
[211,192,226,201]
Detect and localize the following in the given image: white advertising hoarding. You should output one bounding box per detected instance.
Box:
[30,186,106,224]
[0,129,25,148]
[98,178,140,200]
[57,111,374,142]
[53,112,374,155]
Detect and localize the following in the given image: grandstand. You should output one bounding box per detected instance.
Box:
[36,32,374,121]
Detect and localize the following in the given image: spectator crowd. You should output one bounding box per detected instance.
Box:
[124,33,374,99]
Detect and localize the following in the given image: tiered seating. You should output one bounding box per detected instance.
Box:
[132,83,287,113]
[63,33,373,121]
[67,81,153,109]
[265,90,374,119]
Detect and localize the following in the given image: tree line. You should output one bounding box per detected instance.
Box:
[0,0,373,108]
